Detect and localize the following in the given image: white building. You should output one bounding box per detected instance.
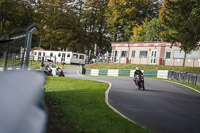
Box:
[111,42,200,67]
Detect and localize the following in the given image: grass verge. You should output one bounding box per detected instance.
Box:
[45,77,153,133]
[0,59,76,69]
[85,63,200,73]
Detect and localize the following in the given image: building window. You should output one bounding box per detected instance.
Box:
[73,54,78,58]
[187,51,199,59]
[139,51,148,58]
[79,55,84,59]
[121,51,128,57]
[112,50,115,56]
[50,53,53,57]
[67,53,70,57]
[43,52,45,56]
[165,51,171,59]
[58,53,61,57]
[131,51,135,58]
[62,53,66,57]
[38,52,41,56]
[34,52,37,55]
[174,50,184,59]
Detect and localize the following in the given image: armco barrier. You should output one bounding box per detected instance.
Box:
[107,70,119,76]
[178,72,186,82]
[144,70,157,77]
[85,69,91,75]
[91,69,99,76]
[118,70,130,77]
[196,74,200,86]
[99,69,108,76]
[130,70,135,77]
[84,68,200,86]
[168,70,200,86]
[0,67,3,72]
[157,70,168,79]
[188,73,197,85]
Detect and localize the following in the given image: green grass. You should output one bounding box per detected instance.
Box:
[85,63,200,73]
[45,77,153,133]
[0,59,77,69]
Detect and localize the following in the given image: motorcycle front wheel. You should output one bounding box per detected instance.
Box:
[141,81,145,90]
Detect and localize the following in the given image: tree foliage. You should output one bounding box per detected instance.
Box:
[160,0,200,53]
[0,0,34,37]
[106,0,161,42]
[130,18,164,42]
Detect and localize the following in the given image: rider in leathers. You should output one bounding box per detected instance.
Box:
[133,67,143,85]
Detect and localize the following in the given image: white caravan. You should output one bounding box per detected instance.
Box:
[30,50,86,64]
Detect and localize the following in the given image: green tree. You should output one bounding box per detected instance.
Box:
[0,0,34,37]
[77,0,111,55]
[130,18,164,42]
[145,18,163,41]
[160,0,200,66]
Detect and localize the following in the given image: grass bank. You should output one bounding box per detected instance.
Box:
[0,59,76,69]
[85,63,200,73]
[45,77,152,133]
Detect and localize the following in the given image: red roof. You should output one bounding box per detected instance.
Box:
[111,42,181,47]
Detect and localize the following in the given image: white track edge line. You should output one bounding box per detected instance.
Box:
[93,79,148,129]
[77,69,140,124]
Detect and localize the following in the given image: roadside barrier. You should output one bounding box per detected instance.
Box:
[85,68,168,79]
[168,70,200,86]
[0,67,34,72]
[84,68,200,85]
[157,70,169,79]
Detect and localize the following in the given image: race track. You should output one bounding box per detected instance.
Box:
[64,66,200,133]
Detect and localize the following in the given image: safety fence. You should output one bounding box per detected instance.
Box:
[85,69,169,79]
[0,67,32,71]
[168,71,200,86]
[84,68,200,86]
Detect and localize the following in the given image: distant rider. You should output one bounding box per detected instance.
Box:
[133,67,143,84]
[134,67,143,77]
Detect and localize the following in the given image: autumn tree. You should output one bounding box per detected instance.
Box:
[106,0,161,42]
[34,0,85,52]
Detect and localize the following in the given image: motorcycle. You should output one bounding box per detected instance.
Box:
[44,66,53,76]
[134,74,145,90]
[56,67,65,77]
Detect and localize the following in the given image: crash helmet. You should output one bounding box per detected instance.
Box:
[136,67,139,70]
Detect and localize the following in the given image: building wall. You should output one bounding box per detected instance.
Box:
[113,46,163,65]
[111,42,200,67]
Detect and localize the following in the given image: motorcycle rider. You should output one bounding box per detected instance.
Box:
[45,64,52,76]
[134,67,143,77]
[133,67,143,85]
[56,66,65,77]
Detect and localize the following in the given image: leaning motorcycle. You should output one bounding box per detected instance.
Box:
[134,74,145,90]
[56,68,65,77]
[44,67,53,76]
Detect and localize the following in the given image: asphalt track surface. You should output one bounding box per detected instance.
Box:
[64,66,200,133]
